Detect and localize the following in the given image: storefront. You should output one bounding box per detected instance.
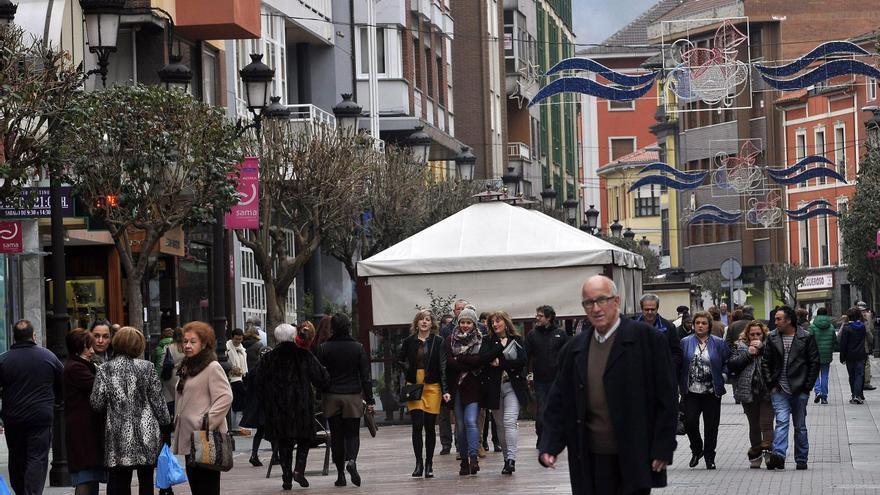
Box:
[798,272,834,316]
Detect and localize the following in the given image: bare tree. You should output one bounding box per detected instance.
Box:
[764,262,809,308]
[60,85,241,329]
[692,270,726,307]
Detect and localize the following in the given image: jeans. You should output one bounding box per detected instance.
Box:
[4,423,52,495]
[491,382,521,461]
[846,360,866,399]
[453,396,479,459]
[770,391,810,464]
[533,381,553,444]
[813,363,830,398]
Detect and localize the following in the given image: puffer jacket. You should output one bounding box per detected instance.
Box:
[808,315,837,364]
[727,341,770,404]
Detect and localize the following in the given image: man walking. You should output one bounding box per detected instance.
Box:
[524,305,568,448]
[0,320,64,495]
[539,276,677,494]
[763,306,820,470]
[719,303,730,326]
[634,294,683,373]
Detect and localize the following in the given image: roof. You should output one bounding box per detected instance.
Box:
[579,0,683,56]
[598,143,659,174]
[357,201,644,277]
[656,0,740,23]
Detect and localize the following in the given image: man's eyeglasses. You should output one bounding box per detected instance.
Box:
[582,296,615,309]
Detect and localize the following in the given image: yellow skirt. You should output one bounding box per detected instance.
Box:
[406,369,441,415]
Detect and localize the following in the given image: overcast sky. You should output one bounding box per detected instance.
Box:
[571,0,660,44]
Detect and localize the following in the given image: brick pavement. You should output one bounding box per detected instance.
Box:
[5,358,880,494]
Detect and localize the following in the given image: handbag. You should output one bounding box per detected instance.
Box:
[400,383,424,402]
[188,413,234,472]
[363,401,378,437]
[155,444,188,489]
[502,339,523,362]
[160,347,174,381]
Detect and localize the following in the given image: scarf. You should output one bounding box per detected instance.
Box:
[451,327,482,356]
[176,348,217,393]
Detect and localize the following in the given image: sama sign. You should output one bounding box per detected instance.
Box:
[224,157,259,230]
[0,187,75,218]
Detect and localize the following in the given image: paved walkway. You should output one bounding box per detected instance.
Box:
[5,358,880,494]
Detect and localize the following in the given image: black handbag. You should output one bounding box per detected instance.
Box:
[400,383,424,402]
[160,347,174,381]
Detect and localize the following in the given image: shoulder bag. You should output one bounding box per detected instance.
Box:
[160,347,175,381]
[188,413,234,472]
[400,337,433,402]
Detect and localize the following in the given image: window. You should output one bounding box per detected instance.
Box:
[201,49,216,105]
[838,199,848,265]
[870,77,877,101]
[609,138,636,162]
[799,218,810,266]
[425,48,434,95]
[818,214,829,266]
[834,124,847,179]
[635,185,660,217]
[661,209,670,256]
[608,99,635,111]
[413,38,421,89]
[795,130,807,187]
[815,128,826,185]
[358,27,386,76]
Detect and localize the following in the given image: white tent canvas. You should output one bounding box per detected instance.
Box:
[357,201,644,326]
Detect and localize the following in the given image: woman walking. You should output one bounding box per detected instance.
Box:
[241,345,272,467]
[257,323,329,490]
[173,321,233,495]
[90,327,170,495]
[226,328,249,434]
[808,308,837,404]
[319,313,375,487]
[445,307,483,475]
[679,311,730,470]
[397,310,449,478]
[839,307,868,404]
[728,321,774,469]
[64,328,105,495]
[479,311,529,475]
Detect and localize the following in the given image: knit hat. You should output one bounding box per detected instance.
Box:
[458,307,479,325]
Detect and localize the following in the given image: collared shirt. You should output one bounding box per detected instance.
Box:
[594,317,622,344]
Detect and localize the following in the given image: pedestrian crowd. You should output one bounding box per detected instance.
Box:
[0,277,876,494]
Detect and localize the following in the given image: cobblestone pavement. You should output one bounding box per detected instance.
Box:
[5,358,880,494]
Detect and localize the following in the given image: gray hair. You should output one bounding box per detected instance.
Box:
[454,299,469,308]
[640,293,660,307]
[743,305,755,316]
[274,323,297,343]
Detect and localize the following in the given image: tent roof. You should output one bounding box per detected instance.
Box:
[357,201,644,277]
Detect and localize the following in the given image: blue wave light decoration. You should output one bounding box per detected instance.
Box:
[769,167,847,185]
[755,41,870,78]
[761,59,880,91]
[767,156,836,178]
[693,204,741,219]
[530,77,655,107]
[545,57,659,86]
[786,207,840,221]
[688,213,741,225]
[639,162,709,182]
[628,175,704,192]
[785,199,832,216]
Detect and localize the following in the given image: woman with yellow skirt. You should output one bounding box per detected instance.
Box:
[398,310,450,478]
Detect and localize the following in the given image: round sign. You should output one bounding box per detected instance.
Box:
[720,258,742,280]
[733,289,747,305]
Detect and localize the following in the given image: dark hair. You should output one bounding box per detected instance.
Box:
[796,308,809,325]
[161,327,175,339]
[478,312,490,322]
[816,307,828,316]
[847,307,864,323]
[330,313,352,337]
[708,307,721,321]
[66,328,94,356]
[173,327,184,343]
[90,319,111,331]
[12,319,34,342]
[231,328,244,337]
[692,310,712,327]
[676,305,690,315]
[536,305,556,322]
[732,309,744,322]
[777,306,797,327]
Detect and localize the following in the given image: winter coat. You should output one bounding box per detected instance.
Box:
[256,342,330,442]
[397,333,448,393]
[243,335,265,371]
[90,356,171,468]
[318,335,375,405]
[727,341,770,404]
[523,323,568,383]
[725,316,753,351]
[539,318,677,495]
[478,333,529,409]
[0,341,63,427]
[634,314,683,373]
[444,332,483,405]
[839,322,868,364]
[679,335,730,398]
[808,315,837,364]
[239,358,265,429]
[63,356,104,473]
[762,329,820,396]
[160,344,185,403]
[173,361,233,456]
[225,340,248,383]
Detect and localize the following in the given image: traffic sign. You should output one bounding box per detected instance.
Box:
[720,258,742,280]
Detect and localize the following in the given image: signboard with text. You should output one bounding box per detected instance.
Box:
[0,187,75,218]
[0,221,23,254]
[797,273,834,291]
[225,157,260,230]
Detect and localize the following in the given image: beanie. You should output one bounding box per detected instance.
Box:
[458,307,478,325]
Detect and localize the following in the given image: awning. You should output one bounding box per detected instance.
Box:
[798,290,832,302]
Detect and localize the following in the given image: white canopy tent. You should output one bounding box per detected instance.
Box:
[357,201,645,326]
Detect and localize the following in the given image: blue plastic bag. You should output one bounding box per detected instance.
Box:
[0,474,11,495]
[155,444,188,489]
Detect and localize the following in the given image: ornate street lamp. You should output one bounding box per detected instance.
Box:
[263,96,292,120]
[502,166,521,196]
[0,0,17,25]
[236,53,274,134]
[157,54,193,93]
[332,93,362,138]
[406,125,432,166]
[610,219,623,238]
[639,236,651,248]
[563,197,579,225]
[540,185,556,211]
[584,204,599,233]
[454,145,476,181]
[79,0,125,87]
[623,227,636,241]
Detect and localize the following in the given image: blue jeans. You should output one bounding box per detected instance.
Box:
[771,391,810,464]
[813,363,830,398]
[846,360,866,399]
[454,396,480,459]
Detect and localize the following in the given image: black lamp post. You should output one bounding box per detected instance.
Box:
[623,227,636,241]
[406,125,432,166]
[79,0,125,87]
[239,53,275,132]
[454,145,476,181]
[584,204,599,234]
[563,197,579,226]
[157,54,192,92]
[0,0,17,25]
[332,93,362,138]
[639,236,651,248]
[502,166,521,196]
[610,219,623,238]
[263,96,292,120]
[540,185,556,210]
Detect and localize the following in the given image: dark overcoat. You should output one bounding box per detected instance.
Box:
[539,317,678,495]
[478,333,530,409]
[63,356,104,473]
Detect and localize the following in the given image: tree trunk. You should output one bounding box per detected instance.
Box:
[265,284,285,343]
[127,272,144,331]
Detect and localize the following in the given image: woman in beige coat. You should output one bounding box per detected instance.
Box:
[173,321,233,495]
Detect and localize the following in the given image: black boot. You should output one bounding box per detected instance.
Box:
[412,458,424,477]
[459,457,470,476]
[249,453,262,467]
[334,462,347,487]
[346,460,361,486]
[279,448,294,490]
[469,456,480,475]
[501,458,513,475]
[293,446,309,488]
[424,459,434,478]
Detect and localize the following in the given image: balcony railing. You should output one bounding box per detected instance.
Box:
[287,104,336,127]
[414,89,424,119]
[508,142,531,160]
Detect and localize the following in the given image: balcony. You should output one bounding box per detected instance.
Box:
[287,104,336,128]
[264,0,334,43]
[508,142,531,160]
[355,79,411,116]
[175,0,261,40]
[414,89,424,119]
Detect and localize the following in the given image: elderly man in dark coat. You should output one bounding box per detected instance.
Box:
[539,275,677,495]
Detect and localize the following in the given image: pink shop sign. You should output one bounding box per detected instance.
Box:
[225,157,259,230]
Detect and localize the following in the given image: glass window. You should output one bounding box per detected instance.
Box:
[795,131,807,187]
[799,219,810,266]
[358,27,386,76]
[610,138,635,162]
[869,77,877,101]
[818,214,829,266]
[834,125,846,179]
[815,129,826,185]
[635,185,660,217]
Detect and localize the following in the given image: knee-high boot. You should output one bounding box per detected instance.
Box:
[293,444,310,487]
[279,446,294,490]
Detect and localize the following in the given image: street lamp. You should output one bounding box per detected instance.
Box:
[332,93,362,138]
[239,53,275,130]
[640,236,651,248]
[502,166,521,196]
[563,197,579,225]
[0,0,17,25]
[454,145,476,181]
[263,96,292,120]
[157,54,192,93]
[584,204,599,233]
[610,219,623,238]
[406,125,432,166]
[540,185,556,210]
[79,0,125,87]
[623,227,636,241]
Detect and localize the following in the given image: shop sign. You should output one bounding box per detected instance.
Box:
[128,226,185,257]
[0,221,22,254]
[0,187,74,218]
[797,273,833,291]
[225,157,259,230]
